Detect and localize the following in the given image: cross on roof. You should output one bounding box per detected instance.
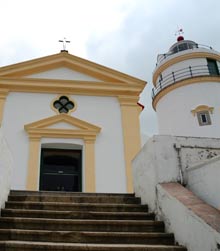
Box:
[59,38,70,52]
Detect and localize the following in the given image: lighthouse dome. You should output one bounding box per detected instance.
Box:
[169,39,198,54]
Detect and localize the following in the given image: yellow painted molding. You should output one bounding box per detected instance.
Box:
[26,128,99,139]
[152,76,220,110]
[118,95,140,106]
[51,95,77,114]
[84,139,96,192]
[0,89,9,99]
[26,137,40,190]
[0,89,9,125]
[191,105,214,116]
[153,51,220,85]
[0,77,144,97]
[24,114,101,131]
[119,96,141,193]
[24,114,101,192]
[0,52,146,86]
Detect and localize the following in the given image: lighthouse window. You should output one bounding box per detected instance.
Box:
[207,59,219,75]
[197,111,211,126]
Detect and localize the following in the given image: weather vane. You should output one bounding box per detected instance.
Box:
[175,27,184,36]
[59,38,70,51]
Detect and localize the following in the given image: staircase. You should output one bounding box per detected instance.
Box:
[0,190,186,250]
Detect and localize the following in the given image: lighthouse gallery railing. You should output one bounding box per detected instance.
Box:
[152,64,220,99]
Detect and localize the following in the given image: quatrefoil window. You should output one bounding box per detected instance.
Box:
[53,96,75,114]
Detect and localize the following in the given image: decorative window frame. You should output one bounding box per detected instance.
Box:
[191,105,214,126]
[51,95,77,115]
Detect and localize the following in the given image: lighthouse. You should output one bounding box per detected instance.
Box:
[152,33,220,137]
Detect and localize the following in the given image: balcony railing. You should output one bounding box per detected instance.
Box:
[152,64,220,100]
[156,43,214,65]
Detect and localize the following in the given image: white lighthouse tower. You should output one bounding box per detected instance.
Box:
[152,32,220,137]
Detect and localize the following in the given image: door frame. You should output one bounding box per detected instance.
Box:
[24,114,101,192]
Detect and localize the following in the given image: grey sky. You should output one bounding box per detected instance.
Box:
[1,0,220,136]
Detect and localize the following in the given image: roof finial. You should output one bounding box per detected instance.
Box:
[58,38,70,52]
[175,27,184,42]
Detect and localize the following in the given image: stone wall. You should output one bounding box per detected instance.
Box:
[132,135,220,251]
[132,135,220,211]
[187,155,220,209]
[157,183,220,251]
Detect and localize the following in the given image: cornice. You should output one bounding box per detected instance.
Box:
[118,95,140,106]
[191,105,214,116]
[26,128,99,139]
[0,77,143,97]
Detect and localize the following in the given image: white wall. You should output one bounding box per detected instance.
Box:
[132,135,180,211]
[187,155,220,209]
[132,135,220,211]
[133,135,220,250]
[156,82,220,137]
[2,92,126,192]
[0,129,13,209]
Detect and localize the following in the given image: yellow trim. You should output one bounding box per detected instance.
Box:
[191,105,214,116]
[153,51,220,85]
[84,138,96,192]
[152,76,220,110]
[24,114,101,131]
[118,95,141,193]
[24,114,101,191]
[0,77,144,97]
[51,95,77,114]
[0,52,146,86]
[0,89,9,125]
[26,136,41,190]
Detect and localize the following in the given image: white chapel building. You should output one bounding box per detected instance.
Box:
[0,50,145,193]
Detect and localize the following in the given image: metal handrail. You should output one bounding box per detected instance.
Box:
[156,43,214,65]
[152,64,220,99]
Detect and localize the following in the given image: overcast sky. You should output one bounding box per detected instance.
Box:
[1,0,220,136]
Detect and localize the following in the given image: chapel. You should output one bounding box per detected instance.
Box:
[0,50,145,193]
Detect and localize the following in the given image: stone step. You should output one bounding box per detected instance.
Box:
[0,229,174,245]
[1,209,155,220]
[10,190,134,197]
[0,218,164,232]
[8,195,140,204]
[0,241,187,251]
[5,201,148,212]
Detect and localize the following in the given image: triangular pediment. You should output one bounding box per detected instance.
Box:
[0,51,146,85]
[24,114,101,141]
[25,67,102,82]
[25,114,101,132]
